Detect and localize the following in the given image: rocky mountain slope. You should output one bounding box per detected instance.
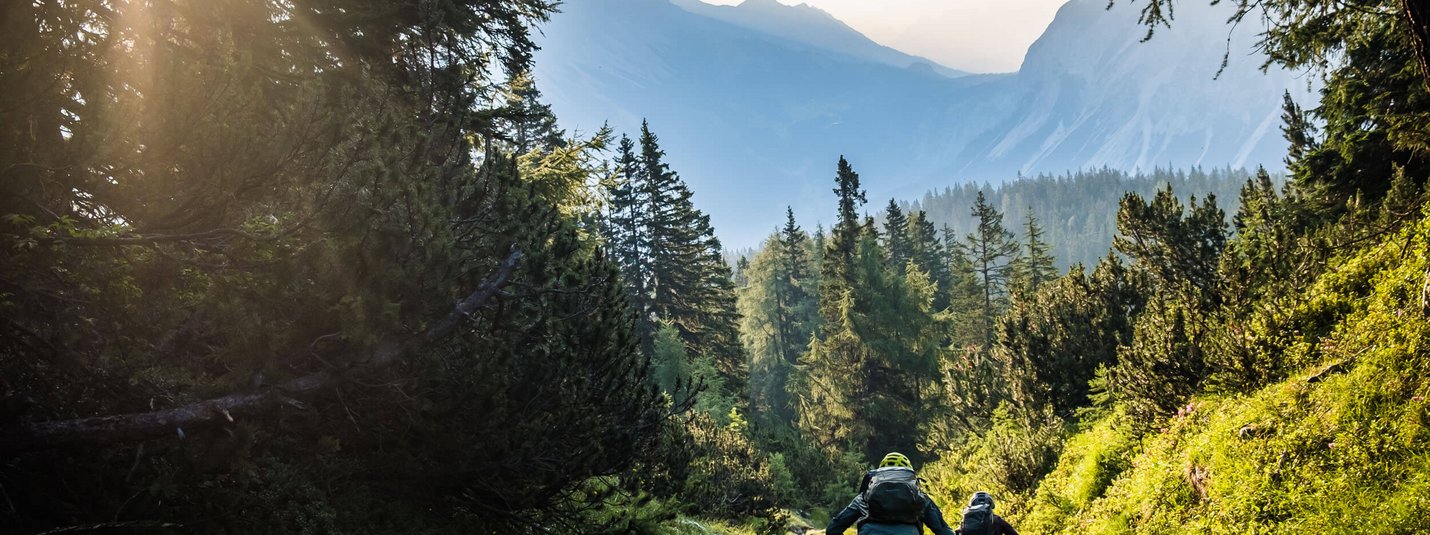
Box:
[533,0,1308,245]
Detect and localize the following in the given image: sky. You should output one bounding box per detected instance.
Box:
[697,0,1070,73]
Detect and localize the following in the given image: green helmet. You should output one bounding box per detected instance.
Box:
[879,451,913,469]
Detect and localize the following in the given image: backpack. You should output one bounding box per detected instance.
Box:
[960,503,995,535]
[861,467,924,524]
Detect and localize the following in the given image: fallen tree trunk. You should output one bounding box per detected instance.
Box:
[0,248,522,453]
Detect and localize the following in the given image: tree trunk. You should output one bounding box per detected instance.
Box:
[1404,0,1430,91]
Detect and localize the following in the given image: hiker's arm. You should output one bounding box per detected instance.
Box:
[825,497,863,535]
[921,496,957,535]
[997,516,1020,535]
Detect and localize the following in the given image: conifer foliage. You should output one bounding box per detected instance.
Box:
[960,192,1022,350]
[603,121,747,403]
[794,157,949,466]
[0,1,666,531]
[739,208,819,429]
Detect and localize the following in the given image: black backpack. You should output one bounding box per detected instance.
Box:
[861,467,924,524]
[960,502,995,535]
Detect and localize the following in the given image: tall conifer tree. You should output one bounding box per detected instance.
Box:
[822,156,868,316]
[960,192,1020,350]
[608,121,748,401]
[883,199,912,272]
[907,210,953,310]
[797,157,946,463]
[739,209,818,428]
[1010,211,1059,298]
[606,135,655,354]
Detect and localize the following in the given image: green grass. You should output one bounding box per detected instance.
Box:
[1019,409,1138,534]
[1007,212,1430,534]
[660,512,812,535]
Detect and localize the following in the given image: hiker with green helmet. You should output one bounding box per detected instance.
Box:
[955,492,1018,535]
[825,452,956,535]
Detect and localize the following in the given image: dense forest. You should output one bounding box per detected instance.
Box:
[2,0,1430,534]
[908,167,1258,269]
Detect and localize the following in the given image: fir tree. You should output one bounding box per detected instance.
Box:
[883,199,912,272]
[739,210,818,429]
[907,210,953,310]
[1124,0,1430,209]
[734,256,752,287]
[634,121,748,403]
[0,2,670,529]
[822,156,868,314]
[1280,91,1319,168]
[500,71,566,154]
[796,158,947,464]
[960,191,1021,350]
[1010,211,1059,298]
[776,208,815,366]
[606,135,655,354]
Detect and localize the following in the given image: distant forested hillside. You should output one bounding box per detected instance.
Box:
[908,167,1259,269]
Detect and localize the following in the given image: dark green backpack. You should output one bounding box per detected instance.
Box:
[861,467,924,524]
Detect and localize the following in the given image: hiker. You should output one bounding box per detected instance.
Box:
[825,452,957,535]
[955,491,1018,535]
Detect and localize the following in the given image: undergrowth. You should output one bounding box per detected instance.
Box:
[940,209,1430,534]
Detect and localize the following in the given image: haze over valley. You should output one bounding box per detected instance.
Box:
[534,0,1311,246]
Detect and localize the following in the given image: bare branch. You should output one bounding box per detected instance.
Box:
[35,521,184,534]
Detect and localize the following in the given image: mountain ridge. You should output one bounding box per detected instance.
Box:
[669,0,969,78]
[533,0,1308,247]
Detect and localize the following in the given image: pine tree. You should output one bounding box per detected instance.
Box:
[907,210,953,310]
[822,156,868,316]
[606,135,655,355]
[739,210,818,429]
[960,191,1020,350]
[1113,184,1227,310]
[1109,298,1208,429]
[1104,185,1227,426]
[1010,211,1058,298]
[500,71,566,154]
[883,199,912,272]
[1213,167,1325,388]
[634,121,748,403]
[1000,255,1144,416]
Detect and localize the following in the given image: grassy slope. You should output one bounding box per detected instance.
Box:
[1016,211,1430,534]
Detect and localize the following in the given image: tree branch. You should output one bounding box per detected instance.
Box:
[0,247,523,452]
[1402,0,1430,92]
[53,227,270,246]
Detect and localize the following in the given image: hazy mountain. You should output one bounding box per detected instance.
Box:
[533,0,1309,247]
[950,0,1304,179]
[669,0,968,78]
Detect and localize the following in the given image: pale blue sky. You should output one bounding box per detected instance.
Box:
[697,0,1069,72]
